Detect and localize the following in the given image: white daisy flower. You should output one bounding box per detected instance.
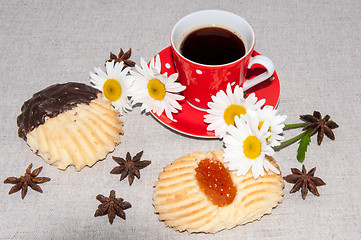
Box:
[90,60,134,114]
[129,55,186,120]
[204,83,266,138]
[223,114,280,179]
[248,106,287,147]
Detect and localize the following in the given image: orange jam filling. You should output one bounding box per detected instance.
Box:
[195,158,237,207]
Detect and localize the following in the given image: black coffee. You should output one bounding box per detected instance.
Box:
[179,27,246,65]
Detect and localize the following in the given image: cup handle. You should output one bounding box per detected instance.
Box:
[242,55,275,91]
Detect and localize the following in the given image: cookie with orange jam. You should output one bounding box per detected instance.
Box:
[153,150,284,233]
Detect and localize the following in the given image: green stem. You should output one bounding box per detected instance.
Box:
[284,122,308,129]
[274,129,310,149]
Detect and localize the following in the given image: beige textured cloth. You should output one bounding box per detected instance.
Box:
[0,0,360,239]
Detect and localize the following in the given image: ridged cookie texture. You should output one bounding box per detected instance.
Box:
[25,95,123,171]
[153,150,284,233]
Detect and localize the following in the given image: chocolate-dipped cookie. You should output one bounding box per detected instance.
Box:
[17,82,124,171]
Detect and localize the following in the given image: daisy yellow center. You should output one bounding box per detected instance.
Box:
[258,121,271,140]
[147,78,166,101]
[243,135,262,159]
[103,78,122,102]
[223,104,246,126]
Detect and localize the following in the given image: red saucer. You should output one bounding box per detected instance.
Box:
[149,46,280,139]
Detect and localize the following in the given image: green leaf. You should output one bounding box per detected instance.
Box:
[296,130,311,163]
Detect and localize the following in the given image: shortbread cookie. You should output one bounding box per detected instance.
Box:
[153,150,284,233]
[17,82,123,171]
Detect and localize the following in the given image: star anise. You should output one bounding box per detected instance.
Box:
[300,111,339,145]
[283,165,326,200]
[107,48,136,68]
[3,163,51,199]
[94,190,131,224]
[110,151,151,186]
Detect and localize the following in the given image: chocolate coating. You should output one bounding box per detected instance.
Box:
[17,82,101,140]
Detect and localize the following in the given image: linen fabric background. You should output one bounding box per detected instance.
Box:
[0,0,360,239]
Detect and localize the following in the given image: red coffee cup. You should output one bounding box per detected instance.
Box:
[171,10,274,109]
